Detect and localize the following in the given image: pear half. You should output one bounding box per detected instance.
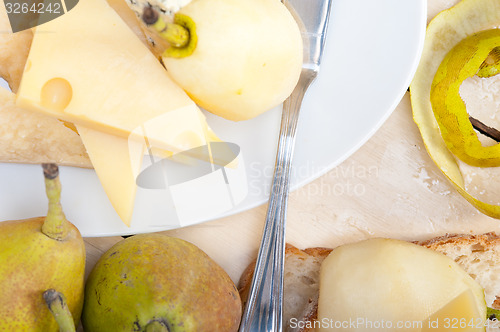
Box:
[317,238,486,331]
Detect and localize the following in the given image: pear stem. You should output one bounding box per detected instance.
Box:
[469,116,500,143]
[142,7,189,48]
[43,289,76,332]
[144,319,170,332]
[41,164,69,241]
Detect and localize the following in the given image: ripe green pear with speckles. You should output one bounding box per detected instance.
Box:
[82,234,242,332]
[0,164,85,331]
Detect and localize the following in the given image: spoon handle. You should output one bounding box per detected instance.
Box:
[239,70,317,332]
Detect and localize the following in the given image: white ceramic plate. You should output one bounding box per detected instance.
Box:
[0,0,426,236]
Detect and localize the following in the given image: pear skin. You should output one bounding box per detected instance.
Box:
[82,234,242,332]
[0,165,86,331]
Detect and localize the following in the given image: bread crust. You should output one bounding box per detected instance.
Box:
[415,232,500,249]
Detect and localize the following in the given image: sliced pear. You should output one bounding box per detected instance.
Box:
[318,238,486,331]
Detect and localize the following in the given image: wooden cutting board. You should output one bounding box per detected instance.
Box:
[83,0,500,286]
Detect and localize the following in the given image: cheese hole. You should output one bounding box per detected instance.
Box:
[172,131,203,151]
[41,78,72,111]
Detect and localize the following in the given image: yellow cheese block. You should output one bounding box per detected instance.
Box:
[15,0,224,225]
[16,0,214,154]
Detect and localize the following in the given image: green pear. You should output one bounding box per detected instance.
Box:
[82,234,242,332]
[0,164,86,331]
[150,0,303,121]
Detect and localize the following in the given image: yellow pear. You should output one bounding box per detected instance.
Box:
[158,0,303,121]
[0,164,86,331]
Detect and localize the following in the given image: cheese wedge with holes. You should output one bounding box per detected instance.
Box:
[16,0,214,154]
[15,0,222,225]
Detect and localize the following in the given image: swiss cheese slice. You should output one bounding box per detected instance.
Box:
[15,0,222,225]
[16,0,213,154]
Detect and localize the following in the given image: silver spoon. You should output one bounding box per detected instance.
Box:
[238,0,333,330]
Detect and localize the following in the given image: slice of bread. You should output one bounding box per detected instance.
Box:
[238,233,500,332]
[238,244,332,332]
